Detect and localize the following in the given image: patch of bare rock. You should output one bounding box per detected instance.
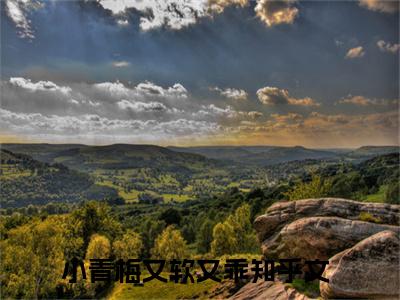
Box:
[231,198,399,300]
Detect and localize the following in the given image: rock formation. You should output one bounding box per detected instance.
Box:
[231,198,400,300]
[320,230,399,299]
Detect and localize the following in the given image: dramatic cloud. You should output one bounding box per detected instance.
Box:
[211,87,248,100]
[232,111,399,147]
[117,100,169,112]
[337,95,397,106]
[112,61,131,68]
[208,0,248,13]
[377,40,400,54]
[1,77,262,143]
[4,0,42,39]
[254,0,299,27]
[98,0,299,31]
[256,87,320,106]
[0,108,221,142]
[345,46,365,59]
[359,0,399,13]
[99,0,209,31]
[9,77,72,95]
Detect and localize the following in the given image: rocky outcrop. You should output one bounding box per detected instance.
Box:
[261,216,399,260]
[249,198,400,299]
[254,198,399,242]
[320,230,400,299]
[230,281,311,300]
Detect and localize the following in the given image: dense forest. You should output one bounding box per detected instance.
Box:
[0,144,399,299]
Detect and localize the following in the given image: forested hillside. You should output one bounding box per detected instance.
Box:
[0,149,116,207]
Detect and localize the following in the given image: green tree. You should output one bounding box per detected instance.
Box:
[113,230,143,260]
[210,222,237,256]
[151,226,189,259]
[285,175,332,200]
[210,204,259,256]
[196,219,214,254]
[385,180,399,204]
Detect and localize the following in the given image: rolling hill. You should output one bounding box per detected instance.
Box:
[0,149,117,208]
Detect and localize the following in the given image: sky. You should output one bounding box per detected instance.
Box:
[0,0,399,148]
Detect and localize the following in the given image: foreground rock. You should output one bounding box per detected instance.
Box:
[254,198,399,242]
[320,230,400,299]
[230,281,311,300]
[261,216,399,260]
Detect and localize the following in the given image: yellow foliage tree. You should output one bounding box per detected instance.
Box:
[151,226,189,259]
[85,234,111,259]
[113,230,143,260]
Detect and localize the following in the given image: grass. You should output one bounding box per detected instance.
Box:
[96,180,140,202]
[287,279,320,298]
[359,211,382,223]
[162,194,192,203]
[107,272,219,300]
[364,185,387,203]
[0,165,31,179]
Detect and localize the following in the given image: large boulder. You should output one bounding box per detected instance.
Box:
[254,198,399,242]
[261,216,399,260]
[230,281,311,300]
[320,230,400,299]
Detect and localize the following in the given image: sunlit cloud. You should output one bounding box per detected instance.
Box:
[345,46,365,59]
[359,0,399,13]
[256,86,320,107]
[377,40,400,54]
[254,0,298,27]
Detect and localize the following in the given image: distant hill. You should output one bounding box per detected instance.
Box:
[346,146,399,158]
[1,143,216,173]
[0,149,117,208]
[169,145,339,165]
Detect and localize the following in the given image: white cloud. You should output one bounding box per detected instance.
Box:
[337,95,397,106]
[117,99,169,112]
[359,0,399,13]
[98,0,299,31]
[256,86,320,106]
[197,104,237,118]
[112,61,131,67]
[254,0,299,27]
[377,40,400,54]
[5,0,40,39]
[9,77,72,95]
[98,0,210,31]
[211,86,248,100]
[0,108,221,141]
[94,81,130,98]
[345,46,365,59]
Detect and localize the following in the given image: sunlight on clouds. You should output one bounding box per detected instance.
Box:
[345,46,365,59]
[255,0,298,27]
[256,86,320,106]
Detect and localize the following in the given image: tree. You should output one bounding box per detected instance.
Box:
[210,204,259,256]
[210,222,237,256]
[285,175,332,200]
[0,217,66,299]
[196,220,214,254]
[140,219,166,258]
[159,208,181,225]
[151,226,189,259]
[67,201,122,257]
[113,230,143,260]
[385,180,399,204]
[86,234,111,259]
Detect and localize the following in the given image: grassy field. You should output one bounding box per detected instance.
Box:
[364,185,387,203]
[107,273,219,300]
